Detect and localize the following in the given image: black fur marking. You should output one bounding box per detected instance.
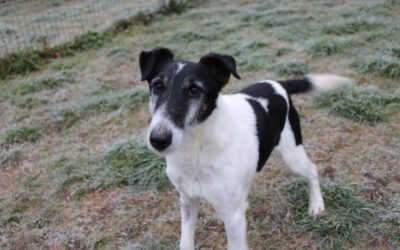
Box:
[279,78,313,95]
[288,97,303,145]
[242,82,288,171]
[245,98,273,171]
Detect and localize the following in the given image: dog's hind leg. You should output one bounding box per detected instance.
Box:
[277,112,325,215]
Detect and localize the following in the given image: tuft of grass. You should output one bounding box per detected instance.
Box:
[159,0,189,15]
[314,85,400,125]
[54,88,148,131]
[309,38,347,57]
[54,109,81,131]
[323,19,381,35]
[27,205,59,230]
[275,47,292,57]
[0,147,23,167]
[353,56,400,79]
[63,31,111,52]
[12,75,74,96]
[0,51,42,79]
[103,136,169,190]
[4,125,42,144]
[0,32,110,79]
[124,236,178,250]
[173,30,218,43]
[276,60,308,76]
[284,178,376,248]
[121,88,150,110]
[11,96,49,109]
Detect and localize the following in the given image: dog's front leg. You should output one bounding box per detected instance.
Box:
[179,193,199,250]
[223,207,248,250]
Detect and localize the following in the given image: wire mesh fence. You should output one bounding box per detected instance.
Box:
[0,0,163,57]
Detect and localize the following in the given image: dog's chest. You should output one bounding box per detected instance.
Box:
[166,150,228,200]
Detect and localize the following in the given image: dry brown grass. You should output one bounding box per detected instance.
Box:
[1,0,399,249]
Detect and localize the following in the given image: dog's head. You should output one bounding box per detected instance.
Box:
[139,47,240,155]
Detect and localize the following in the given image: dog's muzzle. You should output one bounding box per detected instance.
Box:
[149,128,172,152]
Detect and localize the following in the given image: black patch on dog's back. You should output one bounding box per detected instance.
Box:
[242,83,288,171]
[288,97,303,145]
[245,99,273,171]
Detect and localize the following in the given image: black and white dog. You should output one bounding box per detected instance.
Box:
[139,47,351,250]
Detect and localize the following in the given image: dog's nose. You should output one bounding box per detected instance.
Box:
[149,130,172,151]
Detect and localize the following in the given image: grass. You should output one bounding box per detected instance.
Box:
[48,136,168,199]
[53,88,148,131]
[323,18,381,35]
[11,96,49,109]
[3,125,42,144]
[309,38,350,57]
[284,178,376,248]
[314,85,400,125]
[0,32,111,79]
[353,55,400,79]
[276,60,308,76]
[1,0,399,249]
[12,73,75,96]
[0,147,23,167]
[103,136,169,190]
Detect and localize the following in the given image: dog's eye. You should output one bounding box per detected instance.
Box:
[188,86,202,98]
[152,80,164,95]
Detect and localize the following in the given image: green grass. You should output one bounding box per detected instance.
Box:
[11,96,49,109]
[0,147,23,167]
[103,136,169,190]
[353,55,400,79]
[276,60,308,76]
[0,32,111,79]
[3,125,42,144]
[323,18,381,35]
[12,73,75,96]
[275,47,292,57]
[1,0,400,249]
[314,85,400,125]
[48,136,168,199]
[309,38,348,57]
[159,0,190,15]
[284,178,376,248]
[54,88,148,131]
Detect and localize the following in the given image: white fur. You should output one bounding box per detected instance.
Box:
[166,94,258,250]
[307,74,353,92]
[176,62,186,74]
[150,81,328,250]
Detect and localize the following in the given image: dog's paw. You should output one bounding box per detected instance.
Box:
[308,201,325,216]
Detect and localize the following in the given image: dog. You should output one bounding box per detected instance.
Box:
[139,47,351,250]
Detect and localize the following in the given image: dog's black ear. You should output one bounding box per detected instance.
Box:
[199,53,240,87]
[139,47,174,81]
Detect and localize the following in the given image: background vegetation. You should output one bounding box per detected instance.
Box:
[0,0,399,249]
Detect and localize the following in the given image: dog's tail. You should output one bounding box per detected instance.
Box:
[279,74,353,95]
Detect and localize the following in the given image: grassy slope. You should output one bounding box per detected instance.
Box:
[0,0,399,249]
